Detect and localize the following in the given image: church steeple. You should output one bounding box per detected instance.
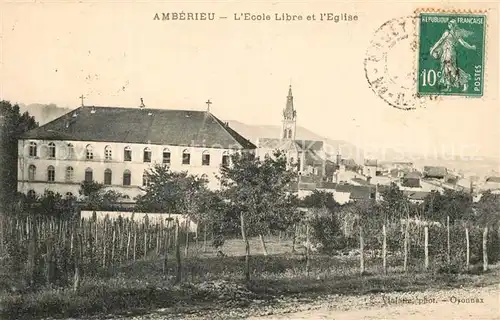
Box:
[281,85,297,140]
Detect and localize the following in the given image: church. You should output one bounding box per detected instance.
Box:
[256,86,331,185]
[17,102,256,200]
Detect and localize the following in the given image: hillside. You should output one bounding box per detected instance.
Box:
[18,103,72,126]
[14,103,499,175]
[225,120,361,161]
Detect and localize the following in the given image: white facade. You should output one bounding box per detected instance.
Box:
[363,164,377,177]
[18,138,233,199]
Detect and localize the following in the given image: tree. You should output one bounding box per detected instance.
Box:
[79,180,127,211]
[422,189,472,223]
[0,101,38,212]
[439,189,473,224]
[135,164,207,215]
[380,182,410,221]
[218,150,301,281]
[475,191,500,227]
[301,190,340,213]
[26,190,76,217]
[191,189,235,249]
[303,190,343,252]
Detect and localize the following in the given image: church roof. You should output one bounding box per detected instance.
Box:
[257,138,299,151]
[20,106,256,150]
[257,138,324,152]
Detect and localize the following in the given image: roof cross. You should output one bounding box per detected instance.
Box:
[206,99,212,112]
[79,95,85,107]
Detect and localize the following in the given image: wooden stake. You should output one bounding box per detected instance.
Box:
[259,234,268,256]
[73,234,82,292]
[203,224,207,253]
[144,224,148,260]
[111,223,116,263]
[424,226,429,271]
[195,223,199,249]
[359,224,364,275]
[175,220,181,284]
[382,224,387,274]
[119,222,124,263]
[133,223,137,261]
[446,216,451,265]
[306,223,310,276]
[292,224,297,253]
[483,226,488,271]
[156,224,160,256]
[126,221,132,260]
[240,212,250,283]
[465,227,470,271]
[184,221,189,257]
[102,220,107,269]
[403,219,409,273]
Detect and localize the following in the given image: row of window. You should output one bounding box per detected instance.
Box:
[27,165,211,187]
[26,190,74,199]
[28,165,148,186]
[27,142,231,166]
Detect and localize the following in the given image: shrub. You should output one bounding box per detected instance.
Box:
[309,213,347,253]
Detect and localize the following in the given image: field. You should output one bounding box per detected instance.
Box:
[1,233,499,320]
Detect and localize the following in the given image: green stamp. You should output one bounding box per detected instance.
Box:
[418,13,486,96]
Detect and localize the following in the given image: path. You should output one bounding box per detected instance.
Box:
[247,284,500,320]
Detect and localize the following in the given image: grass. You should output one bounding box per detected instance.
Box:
[1,236,499,320]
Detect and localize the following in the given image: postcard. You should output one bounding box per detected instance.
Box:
[0,1,498,319]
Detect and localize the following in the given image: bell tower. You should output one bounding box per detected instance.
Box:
[281,85,297,140]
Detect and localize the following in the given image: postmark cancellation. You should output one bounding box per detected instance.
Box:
[365,7,490,110]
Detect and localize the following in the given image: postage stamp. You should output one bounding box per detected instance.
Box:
[417,12,486,96]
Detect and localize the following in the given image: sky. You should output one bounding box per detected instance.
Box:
[1,1,499,161]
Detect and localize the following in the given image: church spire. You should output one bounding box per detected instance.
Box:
[281,84,297,140]
[283,85,296,120]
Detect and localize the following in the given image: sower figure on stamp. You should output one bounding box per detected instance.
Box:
[429,19,476,92]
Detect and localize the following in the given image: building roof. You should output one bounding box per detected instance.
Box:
[364,159,378,167]
[402,174,421,188]
[486,176,500,183]
[335,184,376,200]
[348,185,376,200]
[342,158,357,166]
[298,182,316,191]
[402,190,430,201]
[20,106,256,150]
[405,171,422,179]
[423,166,447,178]
[352,177,370,185]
